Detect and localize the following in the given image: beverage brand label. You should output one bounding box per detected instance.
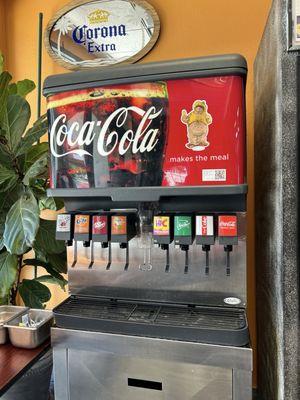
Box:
[174,216,192,237]
[45,1,160,70]
[196,216,214,236]
[49,106,163,159]
[218,215,238,237]
[153,216,170,236]
[75,215,90,233]
[56,214,71,232]
[111,216,127,235]
[92,215,108,235]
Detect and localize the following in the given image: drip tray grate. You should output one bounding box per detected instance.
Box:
[54,297,249,346]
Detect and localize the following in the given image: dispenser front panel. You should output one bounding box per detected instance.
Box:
[47,76,245,189]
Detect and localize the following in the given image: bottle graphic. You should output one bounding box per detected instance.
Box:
[47,81,169,189]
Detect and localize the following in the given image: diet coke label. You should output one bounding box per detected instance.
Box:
[50,106,163,158]
[196,215,214,236]
[218,215,238,237]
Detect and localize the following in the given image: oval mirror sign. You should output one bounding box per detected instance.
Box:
[45,0,160,70]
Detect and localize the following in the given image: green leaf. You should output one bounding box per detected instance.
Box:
[8,83,17,96]
[0,71,12,123]
[25,142,48,169]
[0,183,25,213]
[0,164,18,190]
[0,143,11,168]
[0,296,9,305]
[15,114,48,157]
[25,251,67,274]
[0,252,18,299]
[34,248,48,263]
[54,198,64,211]
[18,279,51,308]
[39,196,57,211]
[15,80,36,98]
[24,258,67,284]
[23,258,49,268]
[3,95,31,152]
[36,275,67,291]
[38,195,64,212]
[34,219,65,254]
[9,80,35,98]
[47,252,67,274]
[23,152,48,185]
[3,189,40,255]
[0,52,4,73]
[0,213,5,250]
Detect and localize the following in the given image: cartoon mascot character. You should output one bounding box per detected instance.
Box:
[181,100,212,150]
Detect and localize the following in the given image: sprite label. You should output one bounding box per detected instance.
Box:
[174,216,192,236]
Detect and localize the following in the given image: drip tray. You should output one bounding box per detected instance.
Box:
[53,296,249,347]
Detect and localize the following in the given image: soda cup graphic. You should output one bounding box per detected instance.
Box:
[47,82,169,189]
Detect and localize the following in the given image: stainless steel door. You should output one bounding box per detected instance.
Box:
[68,349,232,400]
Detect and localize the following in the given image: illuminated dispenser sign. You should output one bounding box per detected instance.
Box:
[44,55,247,190]
[47,79,246,189]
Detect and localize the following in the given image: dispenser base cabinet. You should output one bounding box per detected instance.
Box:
[52,328,252,400]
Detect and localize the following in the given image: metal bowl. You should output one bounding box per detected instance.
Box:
[0,306,29,345]
[4,309,53,349]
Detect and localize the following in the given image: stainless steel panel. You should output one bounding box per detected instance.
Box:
[233,370,252,400]
[67,213,247,307]
[68,350,232,400]
[51,328,252,371]
[53,347,69,400]
[52,328,252,400]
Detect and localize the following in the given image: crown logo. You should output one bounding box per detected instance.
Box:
[88,9,110,24]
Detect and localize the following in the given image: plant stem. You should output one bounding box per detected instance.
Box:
[10,255,23,305]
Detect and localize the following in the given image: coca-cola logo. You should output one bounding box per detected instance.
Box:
[50,106,163,158]
[219,221,236,228]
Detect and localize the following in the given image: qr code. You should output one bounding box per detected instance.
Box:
[202,169,226,182]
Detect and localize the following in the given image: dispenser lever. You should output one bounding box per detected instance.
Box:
[106,242,112,270]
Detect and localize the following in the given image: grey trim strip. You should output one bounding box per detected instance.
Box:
[43,54,247,96]
[47,184,248,202]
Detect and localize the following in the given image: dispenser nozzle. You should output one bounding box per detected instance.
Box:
[202,244,210,275]
[224,245,233,276]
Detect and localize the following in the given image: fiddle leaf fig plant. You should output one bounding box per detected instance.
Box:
[0,52,67,308]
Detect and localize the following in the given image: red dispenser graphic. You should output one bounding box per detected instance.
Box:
[47,77,246,189]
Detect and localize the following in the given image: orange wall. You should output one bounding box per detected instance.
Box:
[0,0,272,386]
[0,1,7,63]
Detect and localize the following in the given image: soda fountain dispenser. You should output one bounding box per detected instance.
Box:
[45,54,252,400]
